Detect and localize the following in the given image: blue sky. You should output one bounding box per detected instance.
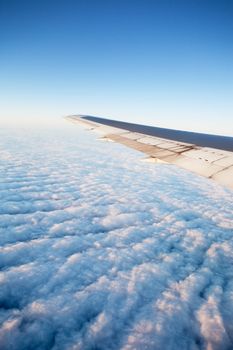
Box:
[1,0,232,135]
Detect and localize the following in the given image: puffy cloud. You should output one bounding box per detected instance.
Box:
[0,123,233,349]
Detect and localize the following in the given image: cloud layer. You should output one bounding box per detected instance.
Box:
[0,123,233,350]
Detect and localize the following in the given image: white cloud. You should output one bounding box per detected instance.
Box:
[0,122,233,349]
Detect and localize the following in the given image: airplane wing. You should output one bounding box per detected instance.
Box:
[65,115,233,190]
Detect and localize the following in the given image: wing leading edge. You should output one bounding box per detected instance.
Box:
[65,115,233,190]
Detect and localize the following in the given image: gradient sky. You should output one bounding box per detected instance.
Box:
[1,0,233,135]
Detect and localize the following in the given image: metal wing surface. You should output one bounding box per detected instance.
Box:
[66,115,233,190]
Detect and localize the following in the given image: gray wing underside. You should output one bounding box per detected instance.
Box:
[65,115,233,190]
